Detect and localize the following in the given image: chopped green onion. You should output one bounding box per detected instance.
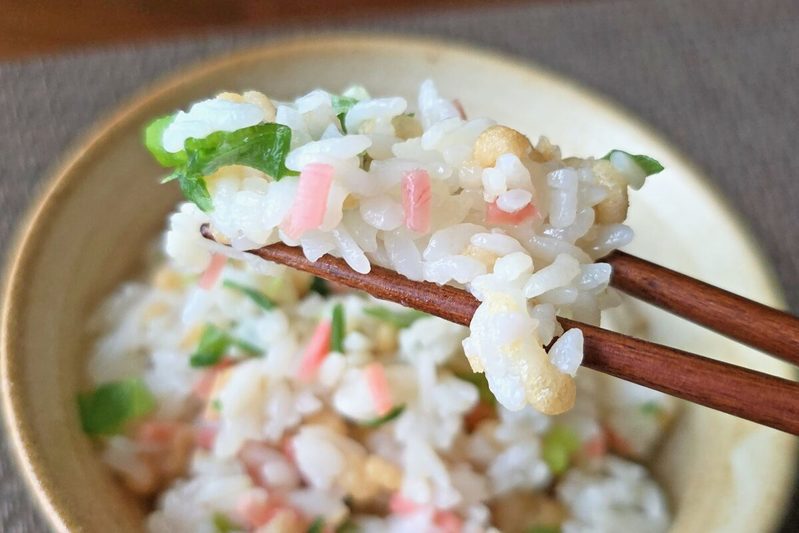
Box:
[601,150,664,176]
[363,306,427,329]
[190,324,262,367]
[541,425,580,475]
[640,400,664,417]
[211,399,223,412]
[223,279,275,310]
[526,526,561,533]
[309,276,330,296]
[454,371,496,406]
[307,517,325,533]
[212,512,241,533]
[77,378,156,435]
[331,303,346,353]
[358,404,406,428]
[144,114,187,167]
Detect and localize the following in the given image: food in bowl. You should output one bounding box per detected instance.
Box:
[78,82,674,532]
[153,80,663,416]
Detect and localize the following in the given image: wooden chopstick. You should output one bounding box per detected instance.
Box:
[606,251,799,365]
[201,225,799,435]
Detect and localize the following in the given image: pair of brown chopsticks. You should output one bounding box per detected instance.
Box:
[201,225,799,435]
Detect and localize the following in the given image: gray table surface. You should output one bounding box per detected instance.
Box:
[2,0,798,531]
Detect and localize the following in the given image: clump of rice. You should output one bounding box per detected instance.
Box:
[79,82,674,532]
[86,257,675,532]
[163,81,653,416]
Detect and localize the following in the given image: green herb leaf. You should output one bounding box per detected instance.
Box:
[526,526,561,533]
[211,399,223,412]
[337,113,348,132]
[601,150,664,176]
[148,122,295,212]
[189,324,262,367]
[331,303,346,353]
[78,379,156,435]
[454,371,496,406]
[160,170,180,184]
[363,306,427,329]
[332,95,358,133]
[232,338,263,357]
[178,172,213,212]
[307,517,325,533]
[358,404,406,428]
[144,114,187,167]
[332,95,358,116]
[310,277,330,296]
[184,123,293,181]
[190,324,233,367]
[212,512,241,533]
[640,400,664,416]
[542,425,580,475]
[223,279,275,310]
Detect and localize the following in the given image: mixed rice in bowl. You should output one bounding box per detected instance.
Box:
[78,81,676,532]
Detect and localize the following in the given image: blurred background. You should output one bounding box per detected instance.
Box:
[2,0,526,58]
[2,0,798,531]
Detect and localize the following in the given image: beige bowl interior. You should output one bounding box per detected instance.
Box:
[2,35,796,532]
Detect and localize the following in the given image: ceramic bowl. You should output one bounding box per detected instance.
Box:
[2,35,796,532]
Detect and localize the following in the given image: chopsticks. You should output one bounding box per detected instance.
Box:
[605,251,799,365]
[201,226,799,435]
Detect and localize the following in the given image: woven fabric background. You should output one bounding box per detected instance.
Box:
[1,0,798,530]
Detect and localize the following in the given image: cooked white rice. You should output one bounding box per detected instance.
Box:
[162,81,655,416]
[86,257,674,532]
[79,81,675,532]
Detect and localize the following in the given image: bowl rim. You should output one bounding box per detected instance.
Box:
[1,32,795,532]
